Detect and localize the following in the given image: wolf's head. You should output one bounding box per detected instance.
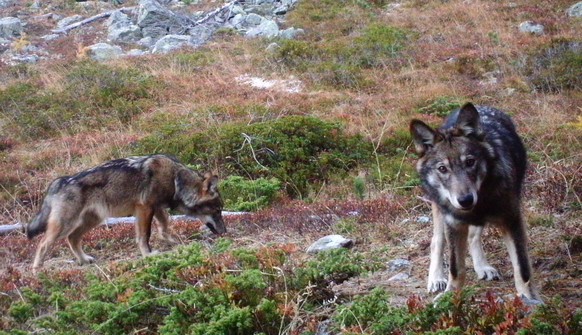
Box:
[410,103,496,212]
[174,170,226,234]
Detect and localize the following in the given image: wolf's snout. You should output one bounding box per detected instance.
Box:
[457,194,475,209]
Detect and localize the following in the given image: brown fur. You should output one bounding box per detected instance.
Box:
[27,154,225,270]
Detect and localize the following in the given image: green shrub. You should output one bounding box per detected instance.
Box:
[415,96,463,117]
[137,115,373,198]
[272,20,410,89]
[0,61,159,140]
[523,39,582,93]
[334,288,409,333]
[220,176,281,211]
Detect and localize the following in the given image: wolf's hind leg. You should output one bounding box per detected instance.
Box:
[468,225,500,281]
[32,218,63,271]
[66,211,101,265]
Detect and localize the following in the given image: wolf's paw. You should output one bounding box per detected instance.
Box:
[78,254,95,265]
[475,265,500,281]
[146,250,160,257]
[427,278,448,293]
[161,233,179,245]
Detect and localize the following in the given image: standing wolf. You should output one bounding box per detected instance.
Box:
[27,154,226,270]
[410,102,541,301]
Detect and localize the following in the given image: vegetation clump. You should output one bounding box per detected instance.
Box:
[138,115,373,198]
[523,39,582,93]
[0,61,160,140]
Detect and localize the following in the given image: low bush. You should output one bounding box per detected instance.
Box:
[523,39,582,93]
[333,289,581,334]
[220,176,282,211]
[137,115,373,198]
[415,97,463,118]
[0,61,160,140]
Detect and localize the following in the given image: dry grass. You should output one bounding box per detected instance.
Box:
[0,1,580,324]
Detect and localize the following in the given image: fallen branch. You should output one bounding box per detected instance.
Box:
[0,212,247,236]
[52,6,136,34]
[194,0,237,25]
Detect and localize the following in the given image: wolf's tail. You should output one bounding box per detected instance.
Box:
[27,201,51,239]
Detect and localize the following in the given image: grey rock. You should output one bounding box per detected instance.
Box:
[416,215,431,224]
[519,21,544,35]
[138,0,193,39]
[0,17,22,39]
[388,272,410,281]
[568,2,582,17]
[138,36,155,47]
[151,34,193,54]
[41,34,60,41]
[0,0,14,8]
[56,15,84,29]
[187,24,215,46]
[307,235,354,254]
[387,258,411,272]
[279,27,304,39]
[108,11,143,43]
[244,13,264,26]
[265,42,279,52]
[125,49,147,57]
[246,19,279,38]
[273,4,289,15]
[85,43,123,62]
[11,54,39,64]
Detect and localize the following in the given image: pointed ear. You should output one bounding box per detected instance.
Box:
[455,103,483,138]
[202,172,219,194]
[410,119,440,156]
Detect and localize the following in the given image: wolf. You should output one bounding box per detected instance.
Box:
[26,154,226,270]
[410,102,541,301]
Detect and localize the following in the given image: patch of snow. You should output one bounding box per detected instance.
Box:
[236,74,303,93]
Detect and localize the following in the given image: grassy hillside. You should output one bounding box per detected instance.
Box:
[0,0,580,334]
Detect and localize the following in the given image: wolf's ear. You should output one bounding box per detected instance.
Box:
[410,119,440,156]
[456,103,484,139]
[202,172,219,195]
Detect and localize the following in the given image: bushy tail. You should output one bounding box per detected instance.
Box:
[27,202,51,239]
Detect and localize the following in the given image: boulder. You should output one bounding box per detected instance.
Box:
[279,27,304,39]
[138,0,193,39]
[85,43,123,62]
[151,34,193,54]
[307,235,354,254]
[0,17,22,39]
[108,10,142,43]
[519,21,544,35]
[245,19,279,38]
[568,2,582,17]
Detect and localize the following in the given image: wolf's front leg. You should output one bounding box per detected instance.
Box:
[135,206,157,256]
[468,225,500,281]
[445,222,469,292]
[427,203,448,292]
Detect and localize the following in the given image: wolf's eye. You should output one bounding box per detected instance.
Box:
[466,158,476,167]
[437,166,448,173]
